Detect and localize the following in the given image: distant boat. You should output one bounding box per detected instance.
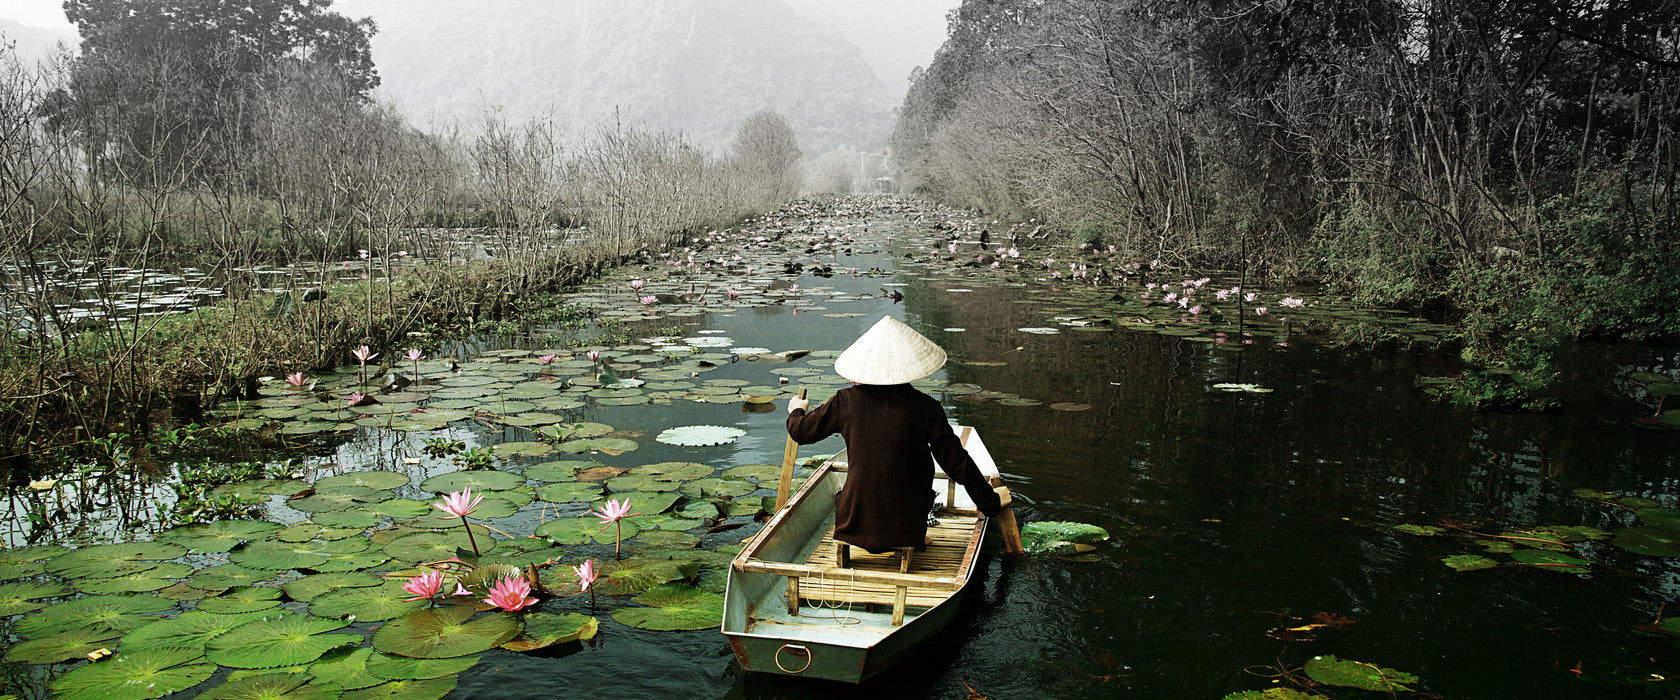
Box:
[722,425,1000,683]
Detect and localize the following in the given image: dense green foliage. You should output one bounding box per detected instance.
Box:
[894,0,1680,406]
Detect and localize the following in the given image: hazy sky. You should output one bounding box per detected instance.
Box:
[0,0,957,97]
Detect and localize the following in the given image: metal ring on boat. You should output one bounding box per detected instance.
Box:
[774,644,812,674]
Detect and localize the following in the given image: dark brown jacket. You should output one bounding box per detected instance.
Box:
[787,384,1002,552]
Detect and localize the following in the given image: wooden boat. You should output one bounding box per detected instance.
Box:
[722,425,1000,683]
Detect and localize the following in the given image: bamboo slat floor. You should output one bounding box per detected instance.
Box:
[793,513,982,608]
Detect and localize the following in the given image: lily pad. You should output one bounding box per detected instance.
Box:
[499,612,598,652]
[47,541,187,579]
[523,460,596,482]
[282,572,382,602]
[1392,524,1445,536]
[678,478,757,499]
[535,482,603,503]
[16,593,175,638]
[0,580,71,616]
[119,609,277,652]
[194,673,340,700]
[655,425,747,446]
[341,677,457,700]
[557,437,640,455]
[207,615,360,668]
[190,564,271,589]
[307,646,384,691]
[5,627,121,664]
[1303,654,1417,692]
[420,470,525,493]
[1615,527,1680,557]
[159,521,283,553]
[383,530,495,562]
[76,563,195,594]
[1441,554,1499,572]
[372,606,522,659]
[535,515,640,545]
[365,652,479,680]
[317,471,411,490]
[1020,521,1111,555]
[310,580,427,622]
[609,583,725,631]
[198,586,283,614]
[50,647,216,700]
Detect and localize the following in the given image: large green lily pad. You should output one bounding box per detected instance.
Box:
[1020,521,1111,555]
[5,627,121,664]
[120,609,278,652]
[365,652,479,680]
[499,612,598,652]
[609,583,725,630]
[536,482,603,503]
[282,572,383,602]
[557,437,639,455]
[372,606,522,659]
[15,593,175,638]
[193,672,341,700]
[0,580,71,616]
[197,586,283,614]
[1303,654,1417,692]
[536,515,640,546]
[420,470,525,493]
[75,563,194,594]
[317,471,411,490]
[159,521,283,553]
[307,646,384,691]
[341,677,457,700]
[383,530,496,562]
[47,542,187,579]
[309,580,428,622]
[50,647,216,700]
[523,460,595,482]
[1615,527,1680,557]
[206,615,360,668]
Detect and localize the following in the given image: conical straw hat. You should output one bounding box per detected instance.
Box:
[834,316,947,385]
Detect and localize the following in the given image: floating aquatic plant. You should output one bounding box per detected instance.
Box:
[655,424,748,446]
[372,606,521,659]
[434,489,484,557]
[50,647,216,700]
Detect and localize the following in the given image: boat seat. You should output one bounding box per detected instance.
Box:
[783,514,979,627]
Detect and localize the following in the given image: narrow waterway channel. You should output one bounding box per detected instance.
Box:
[3,198,1679,699]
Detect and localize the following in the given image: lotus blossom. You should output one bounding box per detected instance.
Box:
[346,392,367,407]
[725,288,742,300]
[539,354,557,365]
[285,371,308,387]
[436,488,484,555]
[402,570,444,602]
[405,349,424,362]
[640,295,658,306]
[586,350,600,363]
[436,488,483,519]
[1255,307,1268,316]
[593,497,638,558]
[629,279,644,291]
[453,582,473,596]
[1244,292,1258,303]
[485,576,538,612]
[575,559,598,592]
[1280,297,1305,309]
[358,249,370,259]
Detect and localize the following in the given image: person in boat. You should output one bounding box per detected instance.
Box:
[787,316,1012,553]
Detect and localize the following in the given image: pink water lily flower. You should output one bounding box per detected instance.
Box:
[405,349,424,362]
[352,345,377,363]
[402,570,444,602]
[639,295,658,306]
[539,354,557,365]
[453,582,473,596]
[285,371,308,387]
[1280,297,1305,309]
[593,497,636,525]
[435,488,483,519]
[485,576,538,612]
[1255,307,1268,316]
[629,279,645,291]
[575,559,598,592]
[725,288,742,300]
[346,392,367,407]
[586,350,600,363]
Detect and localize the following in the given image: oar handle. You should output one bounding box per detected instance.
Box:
[775,388,808,512]
[987,474,1026,555]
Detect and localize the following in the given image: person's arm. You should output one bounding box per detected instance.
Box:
[786,391,844,445]
[927,416,1003,517]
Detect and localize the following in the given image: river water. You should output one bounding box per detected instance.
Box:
[6,198,1680,699]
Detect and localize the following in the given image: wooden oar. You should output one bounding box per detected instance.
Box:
[987,473,1026,555]
[774,387,808,512]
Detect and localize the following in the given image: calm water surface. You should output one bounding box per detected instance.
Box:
[451,212,1680,699]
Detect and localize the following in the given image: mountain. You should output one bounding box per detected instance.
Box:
[335,0,896,154]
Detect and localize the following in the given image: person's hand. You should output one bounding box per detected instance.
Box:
[787,396,810,414]
[993,485,1012,508]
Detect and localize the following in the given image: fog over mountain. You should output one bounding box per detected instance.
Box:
[337,0,898,154]
[0,17,76,61]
